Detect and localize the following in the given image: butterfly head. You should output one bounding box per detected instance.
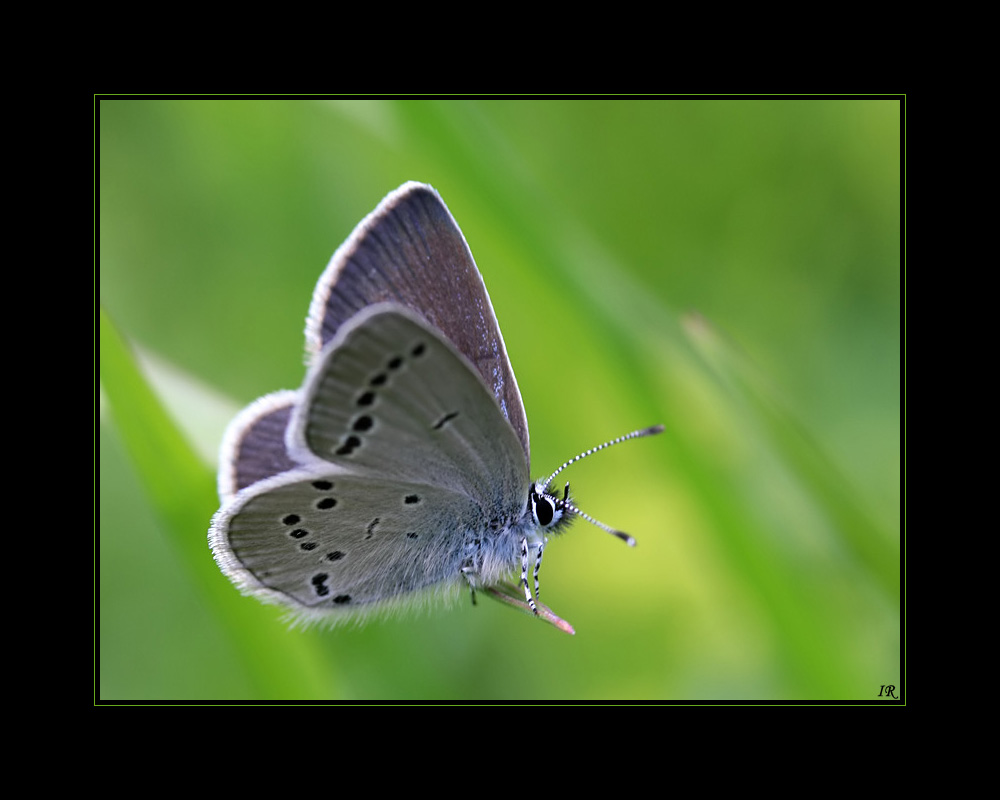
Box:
[528,480,574,534]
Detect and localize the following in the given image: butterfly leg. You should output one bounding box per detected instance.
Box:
[520,537,539,615]
[533,542,544,602]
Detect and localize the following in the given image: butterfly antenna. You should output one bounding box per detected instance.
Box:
[562,495,638,547]
[540,425,664,491]
[541,425,664,548]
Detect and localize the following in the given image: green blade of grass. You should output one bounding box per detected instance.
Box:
[99,306,333,699]
[683,312,899,602]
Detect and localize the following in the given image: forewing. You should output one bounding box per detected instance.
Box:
[304,182,529,463]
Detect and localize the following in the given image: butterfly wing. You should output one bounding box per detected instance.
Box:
[218,182,531,499]
[211,469,494,617]
[305,182,530,464]
[210,304,531,620]
[217,390,299,502]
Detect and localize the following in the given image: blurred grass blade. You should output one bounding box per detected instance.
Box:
[99,306,332,699]
[683,312,899,602]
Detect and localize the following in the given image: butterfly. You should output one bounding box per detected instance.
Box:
[209,182,662,634]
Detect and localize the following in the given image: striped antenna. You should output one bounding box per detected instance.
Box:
[540,425,664,492]
[540,425,664,547]
[561,494,637,547]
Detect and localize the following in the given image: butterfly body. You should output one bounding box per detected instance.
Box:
[210,183,660,633]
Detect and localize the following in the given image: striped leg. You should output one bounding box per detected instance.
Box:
[520,538,538,614]
[533,542,544,601]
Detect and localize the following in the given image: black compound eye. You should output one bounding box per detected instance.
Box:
[534,495,555,527]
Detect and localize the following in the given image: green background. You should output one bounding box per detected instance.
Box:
[98,98,901,701]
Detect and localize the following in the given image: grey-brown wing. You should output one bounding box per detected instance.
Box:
[304,182,529,464]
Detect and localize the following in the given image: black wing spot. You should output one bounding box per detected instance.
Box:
[316,497,337,510]
[333,595,351,605]
[336,435,362,456]
[326,551,345,561]
[282,514,301,525]
[404,494,420,505]
[370,373,388,386]
[365,518,380,539]
[356,391,375,407]
[311,573,330,597]
[352,415,373,432]
[406,532,418,539]
[433,411,459,430]
[411,343,426,357]
[289,528,309,539]
[300,541,318,552]
[311,480,333,490]
[387,356,403,370]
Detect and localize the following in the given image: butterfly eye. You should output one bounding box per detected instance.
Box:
[530,484,563,529]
